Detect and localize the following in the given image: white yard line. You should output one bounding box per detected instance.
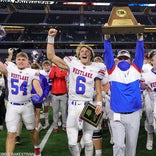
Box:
[40,124,53,152]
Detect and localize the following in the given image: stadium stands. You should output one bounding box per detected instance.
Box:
[0,1,156,58]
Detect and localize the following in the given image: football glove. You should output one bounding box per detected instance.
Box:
[31,94,43,104]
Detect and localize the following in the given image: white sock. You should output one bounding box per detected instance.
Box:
[95,149,102,156]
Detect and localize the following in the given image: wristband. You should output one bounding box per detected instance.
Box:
[47,35,54,44]
[96,101,102,106]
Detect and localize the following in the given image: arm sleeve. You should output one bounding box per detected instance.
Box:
[103,40,115,73]
[57,70,67,78]
[49,66,55,78]
[133,40,145,71]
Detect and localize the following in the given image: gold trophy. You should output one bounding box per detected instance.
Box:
[102,6,144,34]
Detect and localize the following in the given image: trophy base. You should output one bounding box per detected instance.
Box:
[102,25,144,34]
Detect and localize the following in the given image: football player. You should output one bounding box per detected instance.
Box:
[47,28,105,156]
[142,50,156,151]
[0,51,43,156]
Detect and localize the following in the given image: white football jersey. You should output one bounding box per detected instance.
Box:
[64,56,106,101]
[142,69,156,92]
[142,63,152,73]
[5,61,39,103]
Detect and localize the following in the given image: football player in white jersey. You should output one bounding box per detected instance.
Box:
[142,50,156,151]
[0,52,43,156]
[141,52,152,150]
[47,28,104,156]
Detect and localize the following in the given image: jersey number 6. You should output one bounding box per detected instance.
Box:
[76,76,86,94]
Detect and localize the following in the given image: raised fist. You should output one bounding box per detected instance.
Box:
[48,28,57,37]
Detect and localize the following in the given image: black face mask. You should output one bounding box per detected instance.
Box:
[118,60,130,71]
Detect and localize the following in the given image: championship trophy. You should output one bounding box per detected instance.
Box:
[102,6,144,34]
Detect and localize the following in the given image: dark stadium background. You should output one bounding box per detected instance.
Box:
[0,0,156,62]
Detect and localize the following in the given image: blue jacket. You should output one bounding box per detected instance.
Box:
[104,39,144,113]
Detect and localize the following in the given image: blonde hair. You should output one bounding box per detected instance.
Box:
[76,44,95,61]
[16,52,29,60]
[94,56,103,63]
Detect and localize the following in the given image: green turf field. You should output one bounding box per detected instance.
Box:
[1,110,156,156]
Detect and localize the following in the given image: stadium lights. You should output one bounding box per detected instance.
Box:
[91,2,111,6]
[63,2,87,6]
[0,0,55,4]
[128,3,156,7]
